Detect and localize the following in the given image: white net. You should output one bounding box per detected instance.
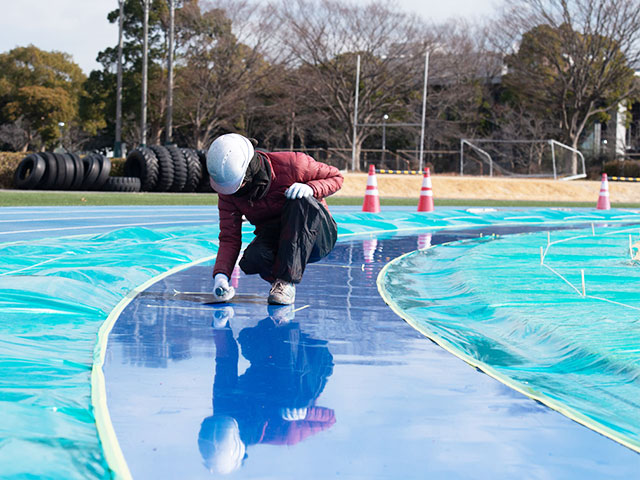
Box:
[460,139,586,180]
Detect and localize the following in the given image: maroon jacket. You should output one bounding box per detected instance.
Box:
[213,151,343,278]
[258,407,336,446]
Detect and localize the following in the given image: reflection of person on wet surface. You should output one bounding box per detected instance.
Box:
[198,305,336,474]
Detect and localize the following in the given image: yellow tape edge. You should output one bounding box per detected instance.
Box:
[91,226,410,478]
[376,247,640,454]
[91,254,217,480]
[90,226,397,478]
[93,220,640,477]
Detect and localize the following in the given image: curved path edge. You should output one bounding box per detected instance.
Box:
[376,242,640,455]
[90,207,640,477]
[91,255,216,480]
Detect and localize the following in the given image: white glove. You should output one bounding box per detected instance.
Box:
[212,273,235,303]
[212,305,235,328]
[280,407,308,421]
[285,182,313,199]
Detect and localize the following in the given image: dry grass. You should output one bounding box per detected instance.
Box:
[337,173,640,204]
[0,152,26,189]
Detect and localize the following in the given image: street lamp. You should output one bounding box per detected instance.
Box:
[58,122,65,149]
[381,114,389,165]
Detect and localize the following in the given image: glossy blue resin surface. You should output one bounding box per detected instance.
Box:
[104,233,640,479]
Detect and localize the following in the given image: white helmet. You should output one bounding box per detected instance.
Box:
[198,416,245,474]
[206,133,255,194]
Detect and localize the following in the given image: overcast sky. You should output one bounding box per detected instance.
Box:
[0,0,499,74]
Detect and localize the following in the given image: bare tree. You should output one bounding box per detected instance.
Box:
[274,0,429,170]
[495,0,640,173]
[172,0,279,149]
[420,21,504,145]
[0,119,30,152]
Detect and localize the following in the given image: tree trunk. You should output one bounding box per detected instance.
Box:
[571,138,580,176]
[288,110,295,151]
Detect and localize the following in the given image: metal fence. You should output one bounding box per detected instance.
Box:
[460,139,587,180]
[273,148,459,172]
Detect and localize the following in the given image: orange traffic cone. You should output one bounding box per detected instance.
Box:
[417,168,434,212]
[362,164,381,213]
[596,173,611,210]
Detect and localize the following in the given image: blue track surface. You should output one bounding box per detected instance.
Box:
[103,230,640,479]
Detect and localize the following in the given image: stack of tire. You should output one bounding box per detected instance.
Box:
[124,145,210,192]
[13,152,141,192]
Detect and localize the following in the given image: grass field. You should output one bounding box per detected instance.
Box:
[1,189,639,208]
[2,173,639,207]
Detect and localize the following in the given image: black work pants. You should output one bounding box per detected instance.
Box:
[239,197,337,284]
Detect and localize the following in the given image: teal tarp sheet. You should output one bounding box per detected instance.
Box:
[2,207,640,477]
[379,223,640,452]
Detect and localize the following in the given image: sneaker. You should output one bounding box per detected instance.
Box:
[268,279,296,305]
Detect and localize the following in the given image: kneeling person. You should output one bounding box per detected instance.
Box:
[209,134,343,305]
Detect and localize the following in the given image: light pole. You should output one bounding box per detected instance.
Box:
[141,0,150,147]
[114,0,124,157]
[165,0,175,145]
[58,122,65,150]
[381,114,388,165]
[419,50,429,171]
[351,54,361,171]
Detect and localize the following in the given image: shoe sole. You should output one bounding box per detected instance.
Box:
[267,295,295,305]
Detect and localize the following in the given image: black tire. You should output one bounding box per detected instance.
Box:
[165,145,188,192]
[81,154,101,190]
[181,148,202,192]
[53,153,74,190]
[124,147,159,191]
[103,176,141,192]
[149,145,174,192]
[93,154,112,190]
[196,149,213,192]
[61,152,76,190]
[38,152,58,190]
[52,153,67,190]
[67,153,84,190]
[13,154,46,189]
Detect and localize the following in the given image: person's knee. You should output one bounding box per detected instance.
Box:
[284,196,317,214]
[238,253,258,274]
[240,243,272,275]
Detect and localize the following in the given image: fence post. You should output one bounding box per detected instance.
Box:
[550,140,557,180]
